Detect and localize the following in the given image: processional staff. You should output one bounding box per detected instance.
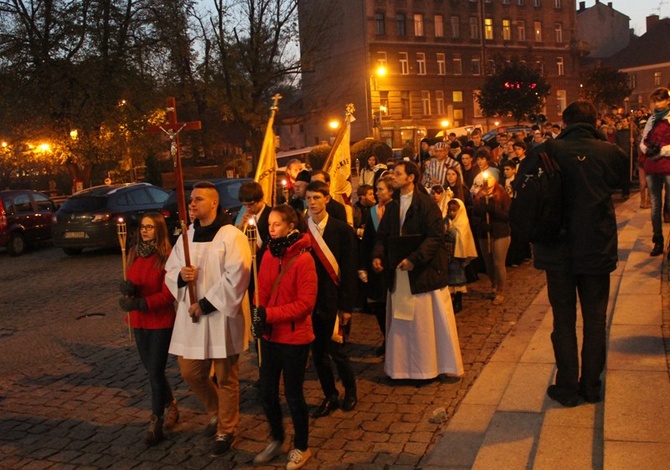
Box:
[147,98,201,322]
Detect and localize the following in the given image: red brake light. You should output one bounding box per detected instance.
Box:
[0,199,6,230]
[160,209,171,218]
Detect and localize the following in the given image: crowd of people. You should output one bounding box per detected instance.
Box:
[116,96,663,467]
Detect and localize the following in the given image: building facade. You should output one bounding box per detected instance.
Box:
[576,1,630,59]
[299,0,582,151]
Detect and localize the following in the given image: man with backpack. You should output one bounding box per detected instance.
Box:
[513,100,628,407]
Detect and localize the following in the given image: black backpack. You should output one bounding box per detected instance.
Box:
[510,143,565,244]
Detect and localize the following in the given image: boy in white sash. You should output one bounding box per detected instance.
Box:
[305,181,359,418]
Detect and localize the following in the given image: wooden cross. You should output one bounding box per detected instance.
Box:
[147,97,201,320]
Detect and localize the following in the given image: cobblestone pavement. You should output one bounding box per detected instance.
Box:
[0,244,547,469]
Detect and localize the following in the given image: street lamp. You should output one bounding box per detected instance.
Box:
[441,120,450,141]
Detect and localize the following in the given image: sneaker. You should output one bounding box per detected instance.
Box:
[202,416,218,438]
[253,440,283,464]
[492,294,505,305]
[286,448,311,470]
[210,433,236,457]
[163,399,179,430]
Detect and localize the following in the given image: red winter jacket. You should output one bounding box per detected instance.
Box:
[125,253,176,329]
[256,233,317,345]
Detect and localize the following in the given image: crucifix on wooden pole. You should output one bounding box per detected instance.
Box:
[147,97,201,321]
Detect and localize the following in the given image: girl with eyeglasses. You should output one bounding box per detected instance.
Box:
[117,212,178,447]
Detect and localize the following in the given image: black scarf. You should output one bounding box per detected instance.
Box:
[267,229,301,258]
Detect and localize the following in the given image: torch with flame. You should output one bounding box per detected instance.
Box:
[281,179,289,202]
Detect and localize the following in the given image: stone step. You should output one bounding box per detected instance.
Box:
[422,193,670,470]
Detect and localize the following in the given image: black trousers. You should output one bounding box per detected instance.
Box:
[545,269,609,397]
[311,313,357,400]
[259,339,311,451]
[134,327,174,416]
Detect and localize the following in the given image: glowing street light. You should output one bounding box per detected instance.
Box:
[38,143,51,153]
[329,120,340,130]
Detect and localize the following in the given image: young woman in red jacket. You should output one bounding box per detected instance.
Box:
[251,205,317,470]
[118,212,177,447]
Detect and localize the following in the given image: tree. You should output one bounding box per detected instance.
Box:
[476,57,551,123]
[580,64,632,115]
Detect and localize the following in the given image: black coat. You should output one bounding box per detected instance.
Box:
[372,189,449,295]
[527,123,628,274]
[310,216,358,318]
[326,198,348,223]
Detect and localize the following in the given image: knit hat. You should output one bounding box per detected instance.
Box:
[295,170,311,183]
[434,141,447,150]
[450,140,462,149]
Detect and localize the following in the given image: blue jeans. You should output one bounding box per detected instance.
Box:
[259,340,311,450]
[134,327,174,416]
[645,173,670,244]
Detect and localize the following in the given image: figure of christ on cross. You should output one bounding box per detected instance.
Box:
[148,97,201,320]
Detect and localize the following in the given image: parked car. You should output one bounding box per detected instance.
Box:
[52,183,169,255]
[0,189,57,256]
[161,178,251,244]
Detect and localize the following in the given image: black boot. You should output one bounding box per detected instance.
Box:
[651,242,664,257]
[144,414,164,447]
[453,292,463,313]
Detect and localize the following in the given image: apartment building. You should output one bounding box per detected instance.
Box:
[299,0,581,149]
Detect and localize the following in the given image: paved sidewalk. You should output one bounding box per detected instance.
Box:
[422,192,670,469]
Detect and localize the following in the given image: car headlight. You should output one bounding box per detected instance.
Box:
[91,213,112,223]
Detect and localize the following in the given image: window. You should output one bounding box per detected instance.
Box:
[518,20,526,40]
[399,52,409,74]
[654,71,662,86]
[488,59,496,75]
[436,91,445,115]
[474,90,483,118]
[469,17,479,39]
[503,0,510,3]
[437,53,446,75]
[518,0,525,5]
[555,0,562,7]
[421,91,431,115]
[485,18,493,40]
[555,23,563,43]
[435,15,444,38]
[396,13,406,36]
[534,21,542,41]
[377,51,387,67]
[375,12,385,35]
[13,194,32,213]
[453,55,462,76]
[454,108,464,121]
[630,74,637,90]
[534,0,541,6]
[414,13,424,37]
[380,91,389,115]
[502,19,511,40]
[417,52,426,75]
[451,16,460,38]
[453,91,463,102]
[401,91,411,117]
[556,90,567,115]
[471,57,481,76]
[557,56,564,76]
[536,60,544,75]
[33,193,54,211]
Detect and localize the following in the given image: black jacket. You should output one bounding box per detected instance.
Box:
[372,189,449,295]
[310,216,358,318]
[527,123,628,274]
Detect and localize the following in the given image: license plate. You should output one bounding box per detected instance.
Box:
[64,231,86,239]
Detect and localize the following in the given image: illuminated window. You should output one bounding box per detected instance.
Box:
[414,13,424,37]
[534,21,542,41]
[557,57,564,76]
[654,71,662,85]
[435,15,444,37]
[485,19,493,40]
[502,19,511,40]
[453,91,463,102]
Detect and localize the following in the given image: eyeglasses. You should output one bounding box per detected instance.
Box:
[241,201,257,206]
[140,224,155,230]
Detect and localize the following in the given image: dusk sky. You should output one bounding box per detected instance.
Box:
[608,0,668,35]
